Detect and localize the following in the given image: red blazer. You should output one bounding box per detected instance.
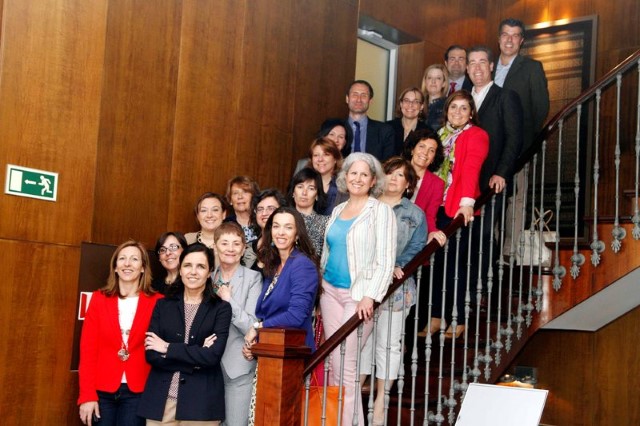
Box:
[443,125,489,218]
[78,290,163,404]
[413,170,445,233]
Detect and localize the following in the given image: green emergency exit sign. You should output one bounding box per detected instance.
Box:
[5,164,58,201]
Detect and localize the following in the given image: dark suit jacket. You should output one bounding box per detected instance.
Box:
[476,84,524,190]
[386,117,429,157]
[500,55,550,153]
[138,295,232,421]
[447,76,473,96]
[345,117,395,162]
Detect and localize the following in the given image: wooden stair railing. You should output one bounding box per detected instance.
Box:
[253,48,640,425]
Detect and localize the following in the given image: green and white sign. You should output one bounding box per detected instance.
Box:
[5,164,58,202]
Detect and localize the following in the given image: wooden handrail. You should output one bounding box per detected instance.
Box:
[304,48,640,378]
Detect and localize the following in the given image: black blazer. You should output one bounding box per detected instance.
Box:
[138,295,232,421]
[447,76,473,96]
[476,84,524,191]
[386,117,429,157]
[345,117,395,162]
[500,55,550,153]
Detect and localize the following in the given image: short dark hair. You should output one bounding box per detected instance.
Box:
[250,188,288,229]
[167,243,218,302]
[444,45,467,61]
[155,232,188,254]
[468,45,494,64]
[403,129,445,173]
[499,18,525,38]
[346,80,374,98]
[287,167,327,214]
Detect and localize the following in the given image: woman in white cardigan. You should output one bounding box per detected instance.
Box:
[319,152,397,426]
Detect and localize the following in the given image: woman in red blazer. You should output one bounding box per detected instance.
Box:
[78,240,162,426]
[431,91,489,338]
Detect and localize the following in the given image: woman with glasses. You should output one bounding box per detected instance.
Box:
[242,189,288,272]
[152,232,188,295]
[185,192,230,250]
[421,64,450,132]
[387,87,429,156]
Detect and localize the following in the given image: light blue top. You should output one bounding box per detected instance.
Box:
[323,216,356,288]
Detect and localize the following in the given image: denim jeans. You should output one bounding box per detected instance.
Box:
[96,383,145,426]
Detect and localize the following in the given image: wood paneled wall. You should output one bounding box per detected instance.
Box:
[0,0,638,423]
[510,307,640,425]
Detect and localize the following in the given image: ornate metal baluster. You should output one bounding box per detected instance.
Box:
[611,73,627,251]
[502,179,517,351]
[428,240,449,426]
[366,311,379,425]
[353,324,364,426]
[409,264,424,426]
[535,141,548,309]
[396,276,410,426]
[570,105,586,279]
[633,59,640,239]
[471,216,484,383]
[515,164,530,339]
[446,229,462,425]
[493,191,506,360]
[479,203,494,380]
[382,296,394,426]
[591,89,606,263]
[525,154,537,323]
[337,340,347,425]
[553,121,567,290]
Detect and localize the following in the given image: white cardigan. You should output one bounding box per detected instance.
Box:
[321,197,397,302]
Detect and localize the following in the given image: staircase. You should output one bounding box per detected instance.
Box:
[254,49,640,425]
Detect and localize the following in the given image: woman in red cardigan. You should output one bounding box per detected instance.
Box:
[78,240,162,426]
[431,91,489,338]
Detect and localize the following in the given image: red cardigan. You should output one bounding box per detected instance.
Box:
[413,170,445,233]
[442,125,489,218]
[78,290,163,404]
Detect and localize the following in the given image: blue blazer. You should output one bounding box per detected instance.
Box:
[255,249,319,349]
[138,294,232,421]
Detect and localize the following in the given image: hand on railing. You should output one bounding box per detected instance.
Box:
[355,296,374,322]
[489,174,506,193]
[428,230,447,246]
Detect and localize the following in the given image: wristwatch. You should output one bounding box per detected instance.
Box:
[253,321,262,329]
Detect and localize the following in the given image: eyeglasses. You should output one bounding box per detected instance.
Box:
[158,244,181,255]
[256,205,278,214]
[401,98,423,106]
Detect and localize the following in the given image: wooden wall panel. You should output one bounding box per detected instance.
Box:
[512,307,640,425]
[0,0,106,245]
[92,0,182,246]
[289,0,359,173]
[166,0,246,233]
[0,240,81,423]
[397,42,426,96]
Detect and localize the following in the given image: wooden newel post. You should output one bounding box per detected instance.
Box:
[251,328,312,426]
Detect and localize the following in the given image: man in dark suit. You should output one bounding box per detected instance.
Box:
[444,45,473,95]
[468,45,523,193]
[345,80,396,162]
[468,45,523,273]
[493,18,550,253]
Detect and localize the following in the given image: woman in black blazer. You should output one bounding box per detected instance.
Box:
[138,243,232,425]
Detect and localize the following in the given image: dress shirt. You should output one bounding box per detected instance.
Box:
[472,81,494,110]
[494,56,516,87]
[348,116,368,153]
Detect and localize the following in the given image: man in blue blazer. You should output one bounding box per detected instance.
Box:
[344,80,396,161]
